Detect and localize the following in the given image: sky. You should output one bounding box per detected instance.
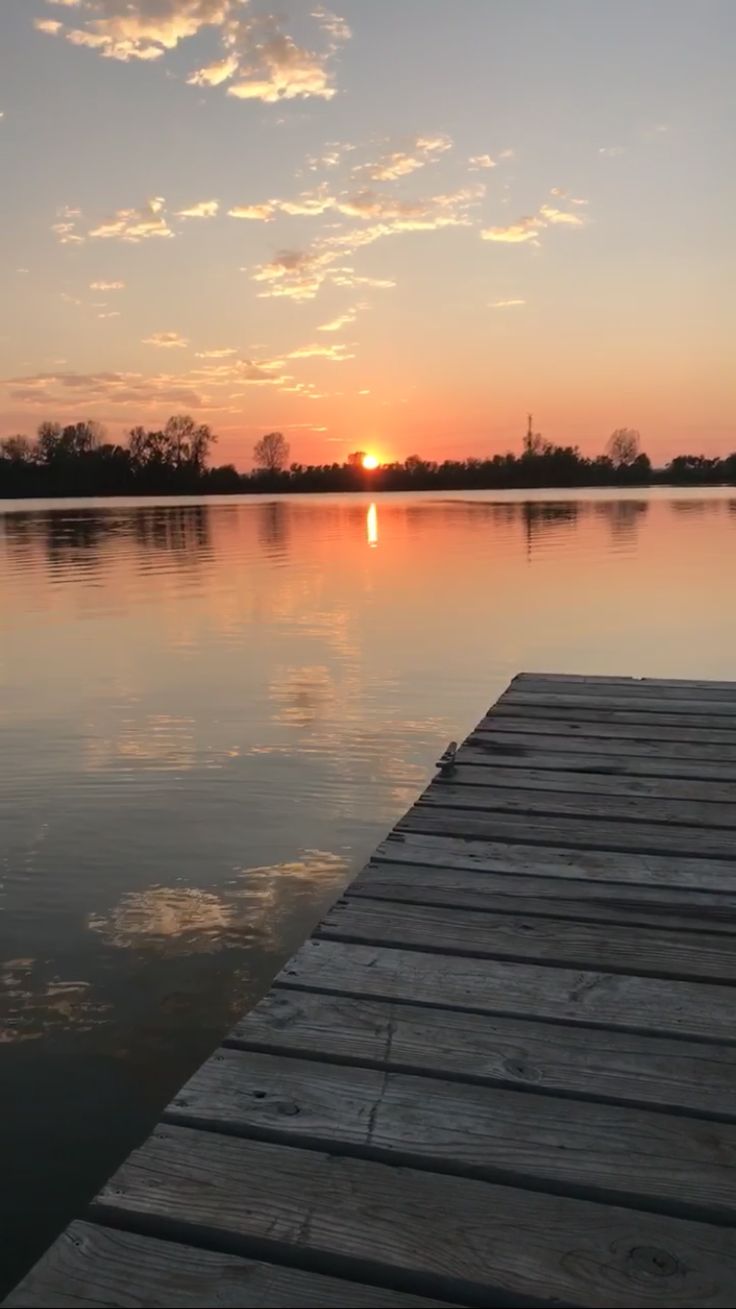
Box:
[0,0,733,467]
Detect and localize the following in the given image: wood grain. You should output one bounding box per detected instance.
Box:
[375,831,736,891]
[448,763,736,803]
[350,861,736,930]
[488,703,736,737]
[166,1048,736,1221]
[2,1222,448,1308]
[319,897,736,984]
[420,779,736,830]
[399,804,736,858]
[515,674,736,701]
[514,673,736,693]
[278,939,736,1042]
[501,689,736,717]
[91,1125,736,1308]
[229,989,736,1119]
[459,738,736,781]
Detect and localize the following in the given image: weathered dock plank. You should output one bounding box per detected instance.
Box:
[279,939,736,1042]
[4,1222,448,1308]
[229,989,736,1119]
[7,672,736,1309]
[165,1047,736,1221]
[319,896,736,982]
[89,1128,736,1309]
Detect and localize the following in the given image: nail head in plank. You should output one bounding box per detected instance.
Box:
[230,989,736,1120]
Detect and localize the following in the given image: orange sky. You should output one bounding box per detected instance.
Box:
[0,1,733,465]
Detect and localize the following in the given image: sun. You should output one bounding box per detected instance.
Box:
[362,453,379,470]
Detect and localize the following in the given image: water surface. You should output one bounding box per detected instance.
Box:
[1,487,735,1289]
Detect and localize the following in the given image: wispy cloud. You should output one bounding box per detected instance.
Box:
[4,367,212,411]
[482,197,586,246]
[142,331,189,348]
[175,199,219,218]
[317,307,359,332]
[89,197,174,242]
[311,6,351,43]
[228,202,276,221]
[469,154,496,170]
[481,217,540,245]
[36,2,350,103]
[98,310,121,319]
[251,186,481,300]
[288,342,353,361]
[195,347,237,358]
[599,145,626,157]
[550,187,588,206]
[90,280,125,290]
[34,18,63,35]
[491,298,526,307]
[187,53,239,86]
[538,203,585,227]
[306,141,356,172]
[359,134,452,182]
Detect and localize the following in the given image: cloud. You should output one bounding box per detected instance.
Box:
[311,6,351,42]
[226,40,336,103]
[38,2,349,102]
[89,197,174,242]
[491,298,526,307]
[469,154,496,170]
[228,202,275,221]
[276,187,336,216]
[317,308,358,332]
[305,141,356,172]
[52,221,85,245]
[187,53,239,86]
[252,247,338,301]
[195,347,237,358]
[175,199,219,218]
[481,217,541,245]
[289,342,353,361]
[4,367,211,411]
[98,310,121,318]
[90,280,125,290]
[142,331,189,348]
[550,187,588,206]
[538,203,585,227]
[482,197,586,246]
[37,0,231,63]
[599,145,625,157]
[359,134,452,182]
[249,186,479,301]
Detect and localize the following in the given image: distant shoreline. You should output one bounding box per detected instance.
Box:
[2,478,735,505]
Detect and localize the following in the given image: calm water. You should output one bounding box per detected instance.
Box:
[1,486,736,1288]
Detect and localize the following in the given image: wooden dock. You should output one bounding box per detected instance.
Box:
[7,671,736,1307]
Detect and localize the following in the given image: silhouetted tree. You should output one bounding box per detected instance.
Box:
[347,451,367,468]
[607,428,641,467]
[0,435,34,462]
[38,420,103,462]
[253,431,290,473]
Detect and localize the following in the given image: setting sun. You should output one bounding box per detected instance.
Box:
[362,454,379,470]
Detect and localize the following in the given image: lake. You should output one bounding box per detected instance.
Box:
[1,486,735,1290]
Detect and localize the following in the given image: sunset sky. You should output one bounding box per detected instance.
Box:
[0,0,732,467]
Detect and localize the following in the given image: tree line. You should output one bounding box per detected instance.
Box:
[1,418,734,497]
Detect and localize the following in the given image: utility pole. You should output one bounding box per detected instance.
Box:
[525,413,533,454]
